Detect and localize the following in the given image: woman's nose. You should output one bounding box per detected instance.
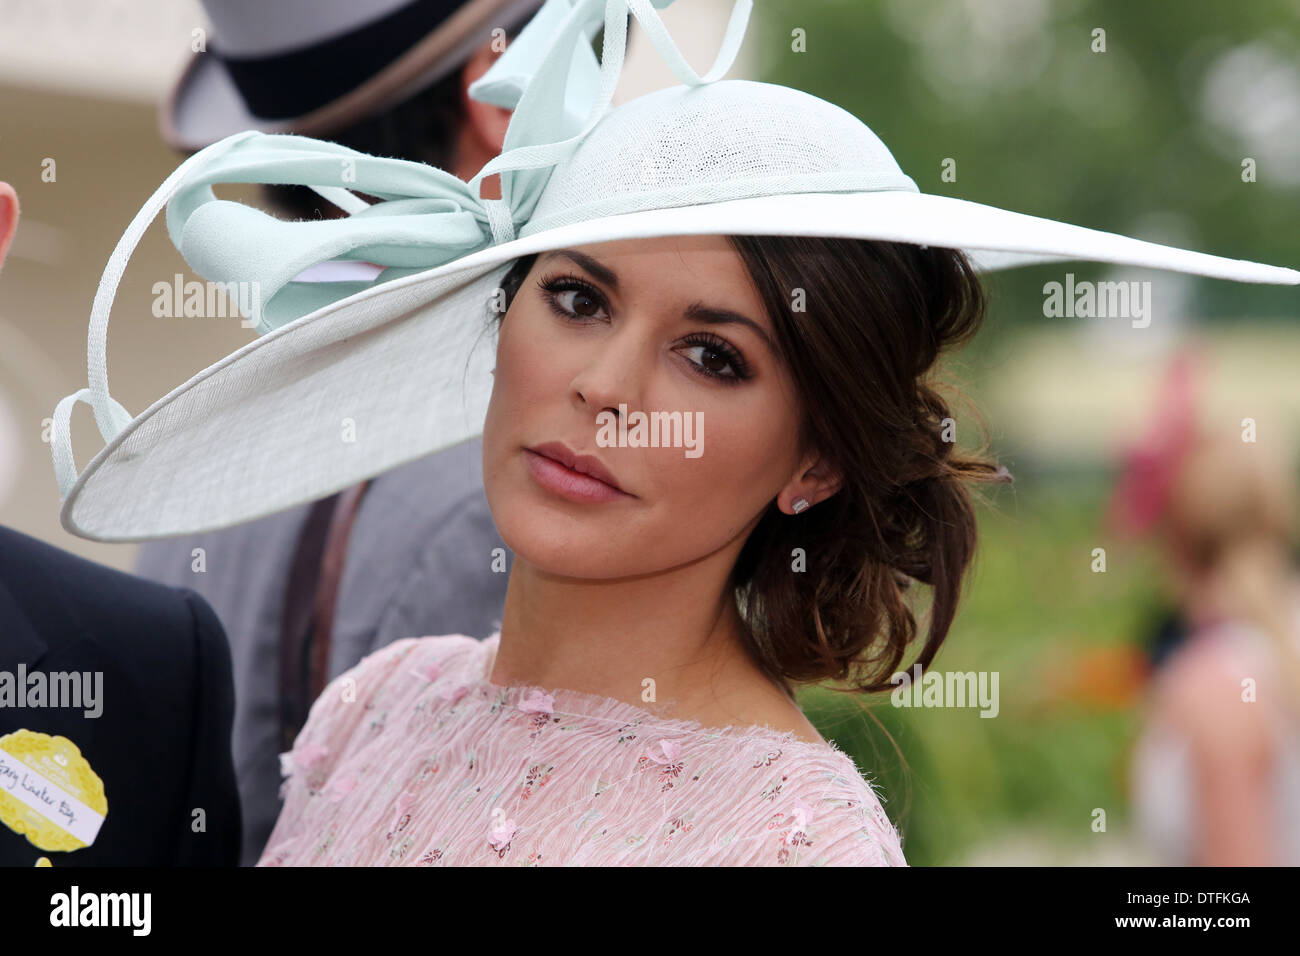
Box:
[568,327,650,419]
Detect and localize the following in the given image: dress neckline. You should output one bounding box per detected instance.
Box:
[469,632,841,754]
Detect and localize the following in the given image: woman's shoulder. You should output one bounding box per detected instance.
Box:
[693,737,908,866]
[285,633,495,780]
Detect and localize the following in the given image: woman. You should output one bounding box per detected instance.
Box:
[49,0,1298,865]
[255,230,999,865]
[1125,394,1300,866]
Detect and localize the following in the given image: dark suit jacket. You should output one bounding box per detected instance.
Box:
[0,525,239,866]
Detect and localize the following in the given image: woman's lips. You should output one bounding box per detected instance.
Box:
[523,449,632,503]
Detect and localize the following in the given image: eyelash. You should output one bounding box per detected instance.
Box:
[536,272,753,384]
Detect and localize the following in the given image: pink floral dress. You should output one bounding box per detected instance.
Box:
[257,633,908,866]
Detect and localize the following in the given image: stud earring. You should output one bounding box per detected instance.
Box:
[792,497,810,514]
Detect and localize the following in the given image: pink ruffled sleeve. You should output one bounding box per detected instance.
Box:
[798,788,909,866]
[258,637,424,864]
[741,753,909,867]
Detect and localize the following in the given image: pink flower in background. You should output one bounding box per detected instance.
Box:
[1106,347,1203,538]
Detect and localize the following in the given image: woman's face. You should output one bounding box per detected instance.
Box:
[482,234,830,579]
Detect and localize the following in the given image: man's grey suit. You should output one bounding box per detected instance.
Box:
[132,439,510,865]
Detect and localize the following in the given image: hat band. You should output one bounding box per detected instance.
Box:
[212,0,466,120]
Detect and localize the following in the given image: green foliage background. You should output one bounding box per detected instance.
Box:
[762,1,1300,864]
[754,0,1298,327]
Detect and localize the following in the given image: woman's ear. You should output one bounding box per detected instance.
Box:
[0,182,18,272]
[781,452,844,513]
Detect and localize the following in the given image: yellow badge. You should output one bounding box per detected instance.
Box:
[0,731,107,853]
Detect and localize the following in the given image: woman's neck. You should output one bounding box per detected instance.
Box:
[490,554,797,729]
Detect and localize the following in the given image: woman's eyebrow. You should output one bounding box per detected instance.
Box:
[543,249,619,288]
[540,248,774,352]
[682,303,773,352]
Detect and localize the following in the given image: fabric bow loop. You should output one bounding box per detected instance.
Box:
[177,195,492,334]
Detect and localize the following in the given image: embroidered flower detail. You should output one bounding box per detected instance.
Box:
[418,847,444,865]
[518,690,554,714]
[662,815,695,846]
[410,661,441,682]
[615,723,639,744]
[784,801,815,846]
[387,813,412,841]
[386,788,417,839]
[760,775,789,802]
[520,763,554,800]
[640,739,686,792]
[752,748,782,768]
[767,802,817,863]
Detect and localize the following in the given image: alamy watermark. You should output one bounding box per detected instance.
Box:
[596,403,703,458]
[0,666,102,719]
[890,663,999,717]
[152,274,261,328]
[1043,273,1151,328]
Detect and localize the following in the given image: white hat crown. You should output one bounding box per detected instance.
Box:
[524,79,918,237]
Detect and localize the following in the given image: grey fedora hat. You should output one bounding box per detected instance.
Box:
[160,0,547,150]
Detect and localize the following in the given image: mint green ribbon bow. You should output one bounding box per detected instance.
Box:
[51,0,753,498]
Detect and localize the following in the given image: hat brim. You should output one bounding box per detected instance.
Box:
[61,190,1299,541]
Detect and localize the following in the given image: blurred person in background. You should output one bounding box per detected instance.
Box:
[1116,352,1300,866]
[133,0,545,866]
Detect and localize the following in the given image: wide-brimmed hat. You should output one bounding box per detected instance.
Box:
[55,0,1298,542]
[161,0,548,150]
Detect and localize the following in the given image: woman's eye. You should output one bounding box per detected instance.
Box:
[540,277,609,320]
[681,344,736,377]
[557,289,607,318]
[678,339,750,384]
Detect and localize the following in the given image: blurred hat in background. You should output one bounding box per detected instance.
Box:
[160,0,546,150]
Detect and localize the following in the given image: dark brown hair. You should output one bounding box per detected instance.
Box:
[493,235,1009,698]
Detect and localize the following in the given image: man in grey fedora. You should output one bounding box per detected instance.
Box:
[135,0,547,866]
